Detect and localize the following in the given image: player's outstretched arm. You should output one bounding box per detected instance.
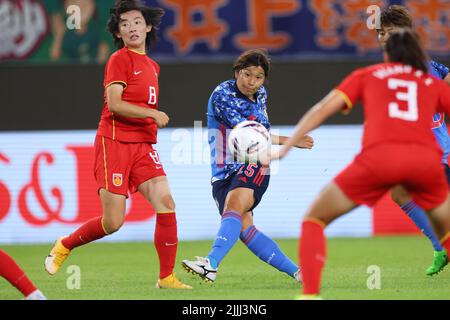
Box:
[272,90,346,160]
[271,134,314,149]
[106,83,169,127]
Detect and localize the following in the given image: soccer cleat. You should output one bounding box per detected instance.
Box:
[24,290,47,300]
[155,273,192,289]
[425,250,448,276]
[181,256,217,282]
[44,237,71,275]
[293,269,302,283]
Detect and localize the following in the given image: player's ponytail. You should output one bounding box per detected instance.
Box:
[385,29,429,73]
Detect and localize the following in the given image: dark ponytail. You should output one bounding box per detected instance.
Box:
[385,29,429,73]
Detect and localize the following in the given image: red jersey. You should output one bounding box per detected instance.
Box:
[97,47,160,143]
[336,62,450,153]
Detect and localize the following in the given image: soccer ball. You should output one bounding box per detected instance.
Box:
[228,120,272,164]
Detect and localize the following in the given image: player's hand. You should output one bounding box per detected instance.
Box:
[295,135,314,149]
[154,111,170,128]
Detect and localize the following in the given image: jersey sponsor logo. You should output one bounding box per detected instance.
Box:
[112,173,123,187]
[134,70,143,75]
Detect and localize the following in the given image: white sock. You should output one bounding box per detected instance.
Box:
[24,289,47,300]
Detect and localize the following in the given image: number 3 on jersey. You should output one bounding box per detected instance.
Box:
[148,86,157,105]
[388,78,418,121]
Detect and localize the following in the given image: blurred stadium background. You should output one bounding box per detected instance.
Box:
[0,0,449,247]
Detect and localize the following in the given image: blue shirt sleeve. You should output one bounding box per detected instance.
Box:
[430,60,449,80]
[211,91,247,128]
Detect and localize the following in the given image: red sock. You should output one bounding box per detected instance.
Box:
[0,249,37,297]
[441,233,450,253]
[154,212,178,279]
[62,217,107,250]
[299,219,326,295]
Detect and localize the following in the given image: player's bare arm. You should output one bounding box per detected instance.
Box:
[271,134,314,149]
[106,83,169,127]
[273,90,346,160]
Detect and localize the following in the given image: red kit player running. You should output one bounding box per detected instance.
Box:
[272,30,450,298]
[44,0,191,289]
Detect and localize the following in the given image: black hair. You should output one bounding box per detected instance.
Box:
[380,5,413,29]
[385,29,428,73]
[233,49,271,78]
[107,0,164,52]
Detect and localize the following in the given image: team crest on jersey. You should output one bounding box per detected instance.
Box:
[112,173,123,187]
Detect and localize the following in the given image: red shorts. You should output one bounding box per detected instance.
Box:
[334,144,448,210]
[94,135,166,197]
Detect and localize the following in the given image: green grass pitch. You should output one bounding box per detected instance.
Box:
[1,236,449,300]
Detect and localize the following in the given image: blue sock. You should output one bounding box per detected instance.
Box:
[240,225,298,278]
[401,201,444,251]
[207,211,242,268]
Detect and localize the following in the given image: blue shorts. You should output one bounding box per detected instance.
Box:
[212,164,270,215]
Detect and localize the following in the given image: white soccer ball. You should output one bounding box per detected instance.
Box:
[228,120,272,164]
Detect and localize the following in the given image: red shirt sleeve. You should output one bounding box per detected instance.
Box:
[437,80,450,116]
[104,51,131,89]
[150,59,160,76]
[335,69,365,114]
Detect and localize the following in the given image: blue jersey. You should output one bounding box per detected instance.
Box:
[429,60,450,164]
[207,80,271,183]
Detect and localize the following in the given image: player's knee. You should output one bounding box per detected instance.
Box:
[303,212,329,226]
[160,194,176,212]
[224,205,244,216]
[224,198,245,214]
[103,216,124,234]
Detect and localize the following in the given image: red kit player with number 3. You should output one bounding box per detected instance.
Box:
[272,29,450,299]
[44,0,191,290]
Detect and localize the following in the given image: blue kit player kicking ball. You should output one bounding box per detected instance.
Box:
[377,5,450,276]
[182,49,314,282]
